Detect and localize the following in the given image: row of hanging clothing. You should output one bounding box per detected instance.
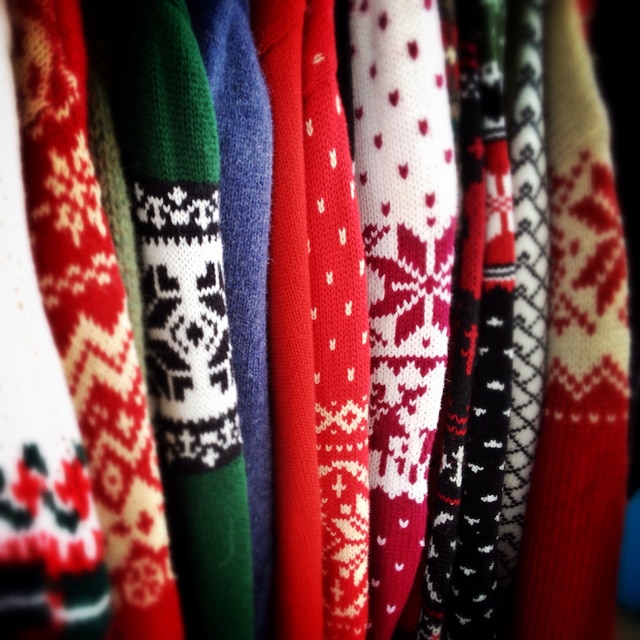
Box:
[0,0,632,638]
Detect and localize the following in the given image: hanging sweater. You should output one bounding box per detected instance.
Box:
[0,3,111,634]
[184,1,274,636]
[106,0,254,637]
[442,0,516,636]
[302,1,371,637]
[349,2,458,638]
[497,0,549,588]
[251,2,325,638]
[412,0,487,636]
[511,0,630,636]
[8,0,184,637]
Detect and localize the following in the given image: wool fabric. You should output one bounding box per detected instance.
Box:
[251,3,325,639]
[443,0,516,635]
[84,33,147,379]
[349,2,458,638]
[105,1,254,637]
[9,0,184,637]
[0,4,111,634]
[413,0,487,635]
[511,0,630,636]
[497,0,549,588]
[302,1,371,637]
[185,2,274,635]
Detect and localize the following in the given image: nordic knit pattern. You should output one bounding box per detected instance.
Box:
[107,1,254,637]
[497,0,549,587]
[302,1,371,637]
[9,1,184,637]
[349,3,457,638]
[251,3,325,639]
[0,5,111,634]
[443,0,516,635]
[511,0,630,636]
[185,3,274,635]
[416,0,487,635]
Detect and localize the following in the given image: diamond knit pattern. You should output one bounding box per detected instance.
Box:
[497,0,549,587]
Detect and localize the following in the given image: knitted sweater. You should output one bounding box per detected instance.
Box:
[414,0,487,635]
[9,0,184,636]
[349,2,457,638]
[106,1,254,637]
[0,4,110,634]
[251,2,325,638]
[511,0,630,636]
[302,1,371,637]
[497,0,549,588]
[443,0,516,635]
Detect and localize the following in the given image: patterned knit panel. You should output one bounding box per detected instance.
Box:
[497,0,549,588]
[0,6,111,632]
[442,0,516,636]
[416,0,486,636]
[511,0,629,635]
[303,2,371,638]
[8,1,184,637]
[349,3,457,639]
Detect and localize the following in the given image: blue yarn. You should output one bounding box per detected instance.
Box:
[185,1,274,636]
[618,489,640,613]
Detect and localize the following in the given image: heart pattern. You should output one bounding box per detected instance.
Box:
[350,1,457,637]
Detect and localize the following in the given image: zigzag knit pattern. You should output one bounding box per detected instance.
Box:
[0,6,110,633]
[302,1,371,637]
[9,1,184,637]
[349,2,457,638]
[497,0,549,587]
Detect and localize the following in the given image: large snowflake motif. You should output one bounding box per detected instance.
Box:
[367,223,454,346]
[550,154,627,333]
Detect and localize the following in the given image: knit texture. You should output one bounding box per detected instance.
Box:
[251,3,325,638]
[443,0,516,635]
[302,1,371,637]
[497,0,549,588]
[511,0,630,636]
[106,1,254,637]
[0,5,111,634]
[185,2,274,635]
[349,2,457,638]
[413,0,487,635]
[85,38,146,379]
[9,1,184,637]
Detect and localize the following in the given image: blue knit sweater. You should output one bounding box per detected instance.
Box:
[186,1,274,636]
